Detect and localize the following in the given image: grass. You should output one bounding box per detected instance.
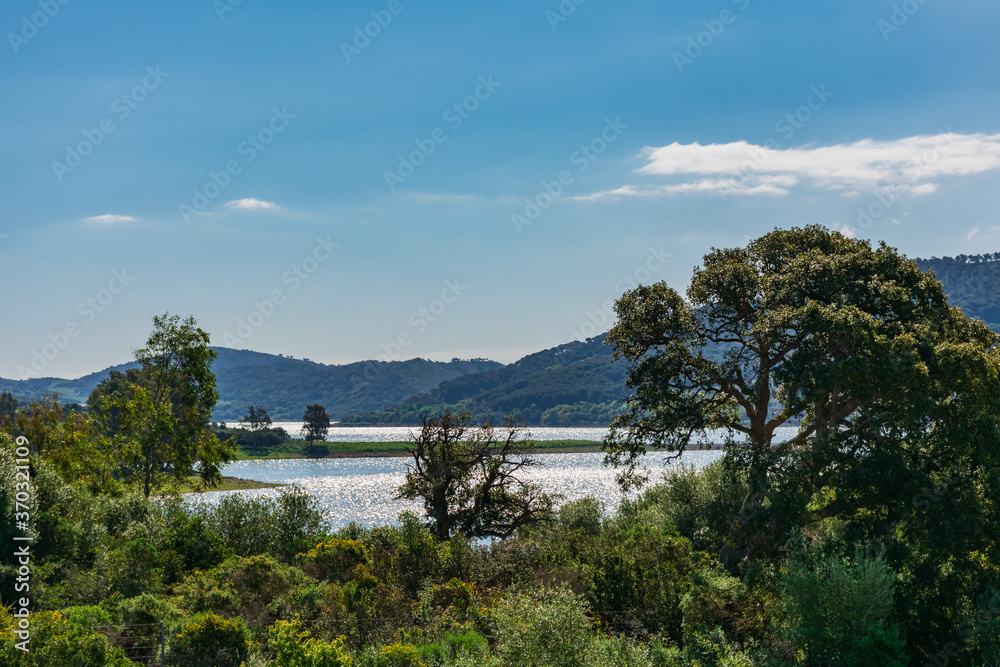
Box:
[234,439,604,460]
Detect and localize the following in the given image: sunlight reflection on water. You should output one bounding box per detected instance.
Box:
[202,449,728,531]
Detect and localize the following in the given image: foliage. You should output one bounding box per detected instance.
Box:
[86,313,236,496]
[187,485,327,561]
[0,391,16,427]
[780,539,907,666]
[302,404,331,443]
[415,628,487,664]
[268,618,353,667]
[395,410,556,540]
[239,404,275,451]
[488,586,596,667]
[620,458,748,554]
[603,226,1000,574]
[168,612,250,667]
[0,608,133,667]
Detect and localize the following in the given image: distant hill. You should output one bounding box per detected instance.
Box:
[915,253,1000,331]
[0,348,502,421]
[5,252,997,427]
[342,252,1000,426]
[341,335,628,426]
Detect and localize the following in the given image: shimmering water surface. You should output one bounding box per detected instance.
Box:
[201,427,797,530]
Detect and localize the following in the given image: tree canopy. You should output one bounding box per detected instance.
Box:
[603,226,1000,566]
[89,313,235,496]
[301,404,330,444]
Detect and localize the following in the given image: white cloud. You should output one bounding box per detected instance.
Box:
[226,198,278,211]
[967,227,980,241]
[579,133,1000,201]
[84,214,136,223]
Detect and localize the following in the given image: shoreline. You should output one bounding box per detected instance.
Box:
[230,440,730,461]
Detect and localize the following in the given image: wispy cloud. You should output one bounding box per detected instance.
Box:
[226,198,278,211]
[576,133,1000,201]
[84,214,136,223]
[967,227,980,241]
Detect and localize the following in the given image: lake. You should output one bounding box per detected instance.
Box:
[236,423,614,442]
[229,423,798,444]
[198,426,797,529]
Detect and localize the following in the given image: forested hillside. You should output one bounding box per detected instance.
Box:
[0,348,501,421]
[4,254,996,426]
[341,335,628,425]
[344,253,1000,426]
[916,253,1000,330]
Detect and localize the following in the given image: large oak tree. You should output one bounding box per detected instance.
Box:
[603,226,1000,569]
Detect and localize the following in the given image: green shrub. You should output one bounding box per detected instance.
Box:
[172,554,312,626]
[168,612,250,667]
[490,586,594,667]
[591,523,691,638]
[558,498,605,535]
[0,608,133,667]
[416,629,487,664]
[780,543,907,666]
[268,618,352,667]
[680,568,747,640]
[622,459,748,555]
[299,538,369,582]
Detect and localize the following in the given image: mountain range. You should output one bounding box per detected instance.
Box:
[0,349,501,422]
[4,253,999,426]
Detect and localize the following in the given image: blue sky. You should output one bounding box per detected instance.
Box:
[2,0,999,379]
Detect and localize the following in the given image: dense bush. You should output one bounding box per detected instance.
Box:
[168,612,251,667]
